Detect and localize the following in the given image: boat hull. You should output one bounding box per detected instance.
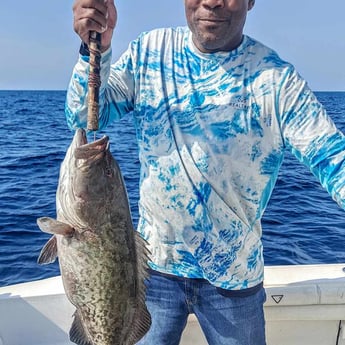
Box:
[0,264,345,345]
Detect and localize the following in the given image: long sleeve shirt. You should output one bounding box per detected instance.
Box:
[65,26,345,290]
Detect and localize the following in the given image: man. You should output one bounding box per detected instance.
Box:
[67,0,345,344]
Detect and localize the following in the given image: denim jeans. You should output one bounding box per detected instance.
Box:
[136,270,266,345]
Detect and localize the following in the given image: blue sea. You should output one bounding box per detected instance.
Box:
[0,90,344,287]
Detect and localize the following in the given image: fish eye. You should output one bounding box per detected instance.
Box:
[105,167,114,177]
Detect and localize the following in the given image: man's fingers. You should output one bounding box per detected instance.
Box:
[73,0,108,16]
[74,19,106,44]
[73,0,116,48]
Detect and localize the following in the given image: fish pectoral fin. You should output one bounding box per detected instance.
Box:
[69,311,93,345]
[37,217,74,236]
[37,236,58,265]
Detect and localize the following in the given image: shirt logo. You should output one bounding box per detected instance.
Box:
[229,96,249,110]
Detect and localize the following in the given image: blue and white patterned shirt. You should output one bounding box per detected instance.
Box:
[65,26,345,290]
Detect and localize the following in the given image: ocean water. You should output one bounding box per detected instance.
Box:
[0,90,344,287]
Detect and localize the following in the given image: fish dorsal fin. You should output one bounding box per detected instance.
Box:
[69,311,93,345]
[37,217,74,236]
[37,236,58,265]
[125,232,152,344]
[135,231,151,279]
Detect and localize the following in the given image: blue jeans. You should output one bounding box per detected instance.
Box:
[137,270,266,345]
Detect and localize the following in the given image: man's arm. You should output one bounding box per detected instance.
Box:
[278,67,345,209]
[65,0,134,130]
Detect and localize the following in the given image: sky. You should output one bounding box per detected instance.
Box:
[1,0,344,91]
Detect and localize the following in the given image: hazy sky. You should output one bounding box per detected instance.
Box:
[1,0,344,91]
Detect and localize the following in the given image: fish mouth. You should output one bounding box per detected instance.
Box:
[74,129,110,160]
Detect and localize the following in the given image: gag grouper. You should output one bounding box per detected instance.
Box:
[37,128,151,345]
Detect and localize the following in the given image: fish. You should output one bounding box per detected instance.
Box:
[37,128,151,345]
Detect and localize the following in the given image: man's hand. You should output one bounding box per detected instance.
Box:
[73,0,117,52]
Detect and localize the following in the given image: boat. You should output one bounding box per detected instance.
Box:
[0,263,344,345]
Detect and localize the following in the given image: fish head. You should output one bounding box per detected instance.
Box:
[57,128,126,229]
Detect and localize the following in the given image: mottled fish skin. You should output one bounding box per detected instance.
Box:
[37,128,151,345]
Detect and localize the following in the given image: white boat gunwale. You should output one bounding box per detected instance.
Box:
[1,263,345,345]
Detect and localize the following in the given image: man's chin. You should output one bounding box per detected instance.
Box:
[194,37,227,53]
